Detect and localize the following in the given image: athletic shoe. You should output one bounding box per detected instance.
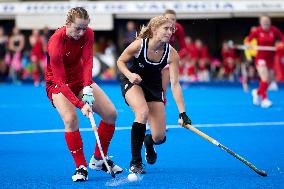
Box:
[268,81,278,91]
[144,137,157,165]
[252,89,260,106]
[129,160,145,174]
[89,155,123,174]
[261,99,272,108]
[72,165,88,182]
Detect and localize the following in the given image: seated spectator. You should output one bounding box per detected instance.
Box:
[195,39,210,81]
[29,28,46,86]
[220,41,236,81]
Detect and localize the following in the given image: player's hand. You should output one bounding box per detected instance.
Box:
[82,86,95,105]
[128,73,142,84]
[81,103,93,117]
[178,112,192,126]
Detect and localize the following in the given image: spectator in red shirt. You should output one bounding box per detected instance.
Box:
[180,36,197,81]
[246,15,284,108]
[195,39,210,81]
[186,36,198,61]
[220,41,236,81]
[45,7,122,182]
[29,29,46,86]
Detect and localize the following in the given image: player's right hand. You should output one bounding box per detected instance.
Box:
[81,103,93,117]
[179,112,192,126]
[128,73,142,84]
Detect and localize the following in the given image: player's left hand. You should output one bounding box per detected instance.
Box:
[178,112,192,126]
[82,86,95,105]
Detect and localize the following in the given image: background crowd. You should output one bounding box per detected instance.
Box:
[1,17,284,89]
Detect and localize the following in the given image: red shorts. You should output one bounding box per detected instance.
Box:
[46,81,84,107]
[255,57,274,69]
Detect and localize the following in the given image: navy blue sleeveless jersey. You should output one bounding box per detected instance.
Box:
[120,38,171,103]
[123,38,170,90]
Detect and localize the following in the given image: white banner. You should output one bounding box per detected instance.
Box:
[0,1,284,15]
[15,13,113,30]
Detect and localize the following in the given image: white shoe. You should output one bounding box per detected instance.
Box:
[252,89,260,106]
[72,165,88,182]
[89,155,123,174]
[268,81,278,91]
[261,99,272,108]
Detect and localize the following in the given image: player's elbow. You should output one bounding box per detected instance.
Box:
[117,59,125,71]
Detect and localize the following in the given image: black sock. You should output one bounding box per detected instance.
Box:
[131,122,146,163]
[144,134,154,149]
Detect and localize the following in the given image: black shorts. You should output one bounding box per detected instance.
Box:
[120,76,164,104]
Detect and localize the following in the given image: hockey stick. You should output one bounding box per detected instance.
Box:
[89,112,115,178]
[178,119,267,177]
[227,40,276,51]
[233,45,276,51]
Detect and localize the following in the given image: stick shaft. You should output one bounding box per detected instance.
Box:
[218,144,263,174]
[89,112,114,177]
[182,123,267,176]
[234,45,276,51]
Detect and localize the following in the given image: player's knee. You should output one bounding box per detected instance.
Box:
[104,108,117,123]
[63,113,78,129]
[109,108,118,121]
[153,136,166,145]
[135,108,149,123]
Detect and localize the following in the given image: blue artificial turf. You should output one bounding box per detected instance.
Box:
[0,83,283,188]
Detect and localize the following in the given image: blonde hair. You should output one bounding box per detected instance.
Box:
[66,7,90,25]
[137,16,171,39]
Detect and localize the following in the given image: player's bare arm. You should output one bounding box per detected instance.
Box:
[117,39,143,84]
[169,46,185,113]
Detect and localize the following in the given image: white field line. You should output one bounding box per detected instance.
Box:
[0,121,284,135]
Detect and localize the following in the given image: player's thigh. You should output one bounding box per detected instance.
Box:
[90,83,117,121]
[147,101,166,138]
[52,92,78,125]
[125,85,148,116]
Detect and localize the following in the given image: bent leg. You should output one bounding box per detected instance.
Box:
[88,83,117,124]
[143,102,166,165]
[148,101,166,143]
[80,83,117,158]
